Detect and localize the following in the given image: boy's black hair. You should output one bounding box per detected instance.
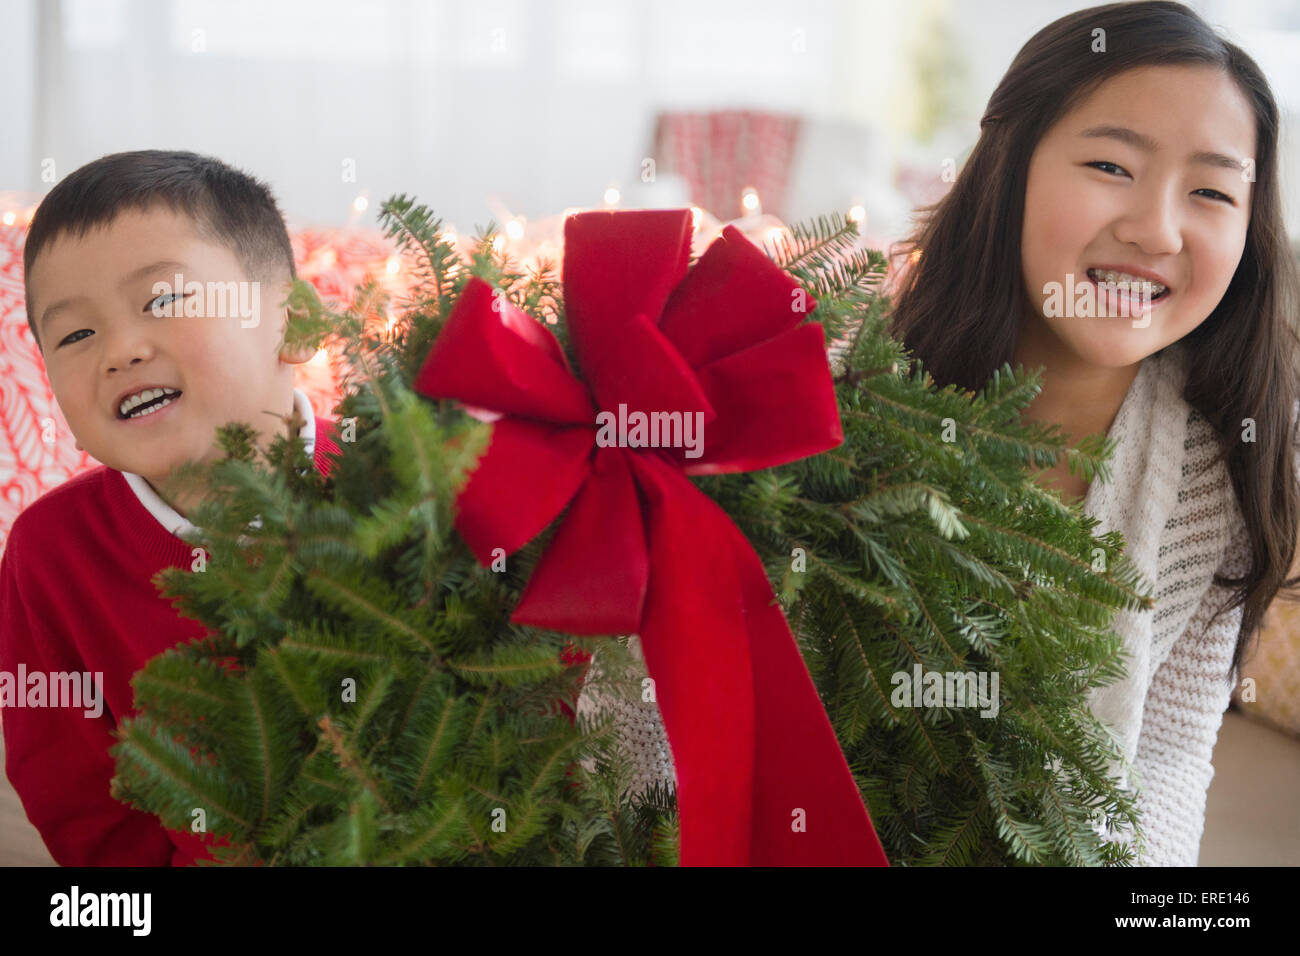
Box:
[22,149,297,350]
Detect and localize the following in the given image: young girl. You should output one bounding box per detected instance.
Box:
[581,0,1299,867]
[888,0,1300,864]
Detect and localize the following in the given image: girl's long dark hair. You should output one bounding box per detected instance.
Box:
[888,0,1300,678]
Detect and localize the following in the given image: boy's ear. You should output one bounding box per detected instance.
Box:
[277,306,317,365]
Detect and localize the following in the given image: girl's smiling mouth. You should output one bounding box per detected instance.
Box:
[1082,268,1174,317]
[1084,267,1174,301]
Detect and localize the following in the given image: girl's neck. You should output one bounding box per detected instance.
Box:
[1012,318,1142,442]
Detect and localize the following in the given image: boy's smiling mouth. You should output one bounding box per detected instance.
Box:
[115,385,184,421]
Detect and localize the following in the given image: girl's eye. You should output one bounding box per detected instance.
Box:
[1086,160,1129,177]
[145,292,185,313]
[1087,162,1236,205]
[1194,188,1236,205]
[57,329,92,348]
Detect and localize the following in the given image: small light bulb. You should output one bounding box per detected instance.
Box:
[741,187,760,212]
[848,205,866,223]
[352,195,369,213]
[492,235,505,253]
[604,187,621,206]
[506,218,524,240]
[1,211,14,227]
[385,255,400,275]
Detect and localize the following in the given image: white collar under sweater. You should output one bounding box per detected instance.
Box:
[122,387,316,539]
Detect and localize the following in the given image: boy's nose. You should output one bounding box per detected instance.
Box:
[104,332,156,374]
[109,355,147,373]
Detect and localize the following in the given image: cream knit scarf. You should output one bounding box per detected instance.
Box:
[1083,342,1239,784]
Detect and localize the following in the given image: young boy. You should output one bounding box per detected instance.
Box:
[0,149,340,865]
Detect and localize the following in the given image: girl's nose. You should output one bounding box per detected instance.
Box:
[1111,184,1183,257]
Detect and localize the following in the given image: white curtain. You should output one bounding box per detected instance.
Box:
[2,0,1298,236]
[6,0,879,230]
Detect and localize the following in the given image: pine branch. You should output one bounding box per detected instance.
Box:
[767,212,861,272]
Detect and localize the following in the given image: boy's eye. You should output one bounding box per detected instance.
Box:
[145,291,185,314]
[57,329,92,348]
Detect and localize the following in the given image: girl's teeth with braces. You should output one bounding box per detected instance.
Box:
[119,387,181,419]
[1087,268,1168,297]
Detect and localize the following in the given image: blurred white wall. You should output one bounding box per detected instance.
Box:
[1,0,899,230]
[1,0,1298,240]
[0,0,35,191]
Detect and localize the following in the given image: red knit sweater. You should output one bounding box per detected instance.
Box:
[0,417,340,866]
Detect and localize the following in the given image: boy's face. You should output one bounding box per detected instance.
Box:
[27,205,311,496]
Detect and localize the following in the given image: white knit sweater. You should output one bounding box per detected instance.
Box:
[578,341,1258,866]
[1081,341,1249,866]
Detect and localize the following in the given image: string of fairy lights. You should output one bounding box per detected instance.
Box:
[342,182,871,263]
[3,185,890,368]
[1,183,873,265]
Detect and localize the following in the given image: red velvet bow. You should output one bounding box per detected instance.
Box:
[414,209,888,866]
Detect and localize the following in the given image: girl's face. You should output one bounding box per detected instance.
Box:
[1020,64,1256,369]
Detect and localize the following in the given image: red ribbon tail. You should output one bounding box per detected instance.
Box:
[726,517,890,866]
[630,453,888,866]
[634,460,755,865]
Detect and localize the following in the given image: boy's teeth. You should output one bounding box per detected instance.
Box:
[128,397,176,419]
[119,386,180,417]
[1087,268,1168,295]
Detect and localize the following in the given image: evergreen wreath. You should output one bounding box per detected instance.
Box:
[110,198,1150,866]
